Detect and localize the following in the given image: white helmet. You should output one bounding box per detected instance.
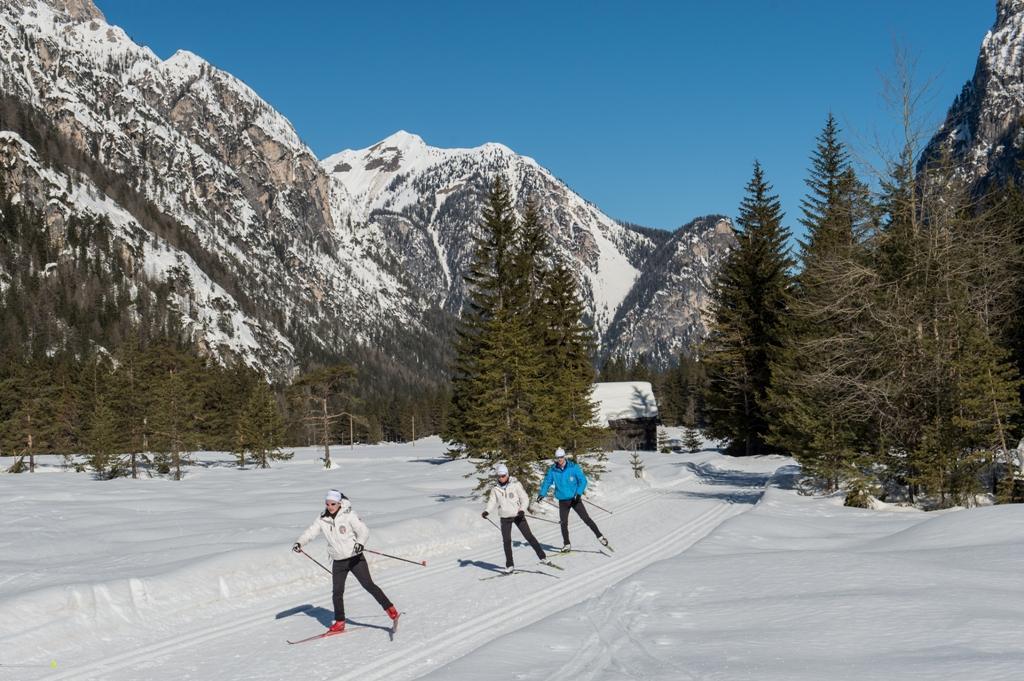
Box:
[494,463,509,477]
[554,447,566,459]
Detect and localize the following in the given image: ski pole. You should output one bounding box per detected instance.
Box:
[485,516,501,531]
[299,548,331,575]
[363,548,427,567]
[583,498,613,514]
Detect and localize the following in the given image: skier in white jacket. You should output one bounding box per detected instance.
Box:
[293,489,399,633]
[482,464,547,573]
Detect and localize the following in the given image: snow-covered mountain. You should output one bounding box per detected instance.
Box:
[0,0,431,376]
[323,131,660,334]
[604,215,734,365]
[323,133,734,364]
[921,0,1024,191]
[0,0,733,377]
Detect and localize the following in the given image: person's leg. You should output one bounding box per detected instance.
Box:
[500,517,515,567]
[515,516,546,560]
[331,558,352,622]
[558,499,572,546]
[572,498,603,538]
[349,554,393,610]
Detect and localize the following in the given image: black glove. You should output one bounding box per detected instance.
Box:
[292,543,302,553]
[573,495,581,503]
[516,510,525,520]
[481,511,489,519]
[353,543,364,554]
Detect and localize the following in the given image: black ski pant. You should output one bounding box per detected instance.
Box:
[558,497,602,545]
[332,553,392,622]
[500,515,546,567]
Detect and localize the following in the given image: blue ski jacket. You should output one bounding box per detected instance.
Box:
[538,460,588,501]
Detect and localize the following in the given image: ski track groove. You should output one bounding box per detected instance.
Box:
[335,501,741,681]
[46,471,737,680]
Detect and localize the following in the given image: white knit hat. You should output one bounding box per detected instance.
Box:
[554,447,567,459]
[325,489,343,503]
[494,463,509,477]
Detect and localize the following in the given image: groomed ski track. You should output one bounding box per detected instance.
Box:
[43,456,780,681]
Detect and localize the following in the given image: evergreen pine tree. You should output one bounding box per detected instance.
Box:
[683,426,702,453]
[150,368,199,480]
[703,162,794,456]
[234,380,291,468]
[446,176,521,454]
[629,448,645,479]
[86,389,122,478]
[446,178,599,494]
[537,259,603,474]
[767,115,874,491]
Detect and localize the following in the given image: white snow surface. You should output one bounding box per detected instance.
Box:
[2,440,1023,680]
[592,381,660,426]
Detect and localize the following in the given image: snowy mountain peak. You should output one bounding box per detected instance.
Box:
[374,129,427,150]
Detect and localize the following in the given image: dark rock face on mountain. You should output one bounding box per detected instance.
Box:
[603,216,734,367]
[922,0,1024,192]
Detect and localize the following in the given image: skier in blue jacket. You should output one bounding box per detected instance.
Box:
[537,447,608,552]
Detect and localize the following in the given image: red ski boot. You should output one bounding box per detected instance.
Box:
[386,605,400,633]
[327,620,345,634]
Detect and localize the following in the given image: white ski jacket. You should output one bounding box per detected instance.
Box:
[295,498,369,561]
[485,476,530,518]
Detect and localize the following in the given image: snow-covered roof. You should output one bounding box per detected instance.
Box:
[591,381,659,427]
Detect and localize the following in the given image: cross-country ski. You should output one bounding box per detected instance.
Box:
[287,628,359,645]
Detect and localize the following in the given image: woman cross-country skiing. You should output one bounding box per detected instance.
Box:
[482,463,547,573]
[293,489,399,633]
[537,447,608,552]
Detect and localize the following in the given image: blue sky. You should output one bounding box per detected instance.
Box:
[98,1,995,236]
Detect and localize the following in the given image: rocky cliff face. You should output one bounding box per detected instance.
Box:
[922,0,1024,192]
[603,216,734,366]
[0,129,297,373]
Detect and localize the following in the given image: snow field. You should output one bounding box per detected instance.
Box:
[3,438,1022,680]
[0,439,757,679]
[425,467,1024,680]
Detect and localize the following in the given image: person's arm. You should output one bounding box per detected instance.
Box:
[537,467,553,500]
[349,510,370,546]
[295,517,320,548]
[483,487,498,517]
[514,481,530,511]
[577,464,588,496]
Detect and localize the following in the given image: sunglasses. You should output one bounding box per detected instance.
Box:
[325,501,340,507]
